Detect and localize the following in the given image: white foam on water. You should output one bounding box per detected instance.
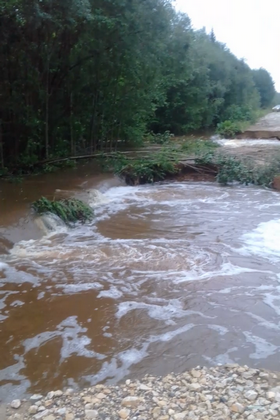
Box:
[37,291,45,300]
[243,331,279,360]
[10,300,24,307]
[87,189,110,207]
[98,286,123,299]
[208,325,229,335]
[263,291,280,317]
[215,139,280,147]
[0,263,40,285]
[173,261,267,284]
[203,347,239,365]
[83,323,196,385]
[241,219,280,261]
[23,316,106,362]
[35,213,67,235]
[57,282,103,294]
[245,312,280,331]
[155,323,195,342]
[115,300,215,325]
[0,262,8,270]
[0,356,31,401]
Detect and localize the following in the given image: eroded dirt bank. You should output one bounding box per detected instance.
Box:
[239,112,280,140]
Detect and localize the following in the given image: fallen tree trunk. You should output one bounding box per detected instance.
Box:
[36,153,197,167]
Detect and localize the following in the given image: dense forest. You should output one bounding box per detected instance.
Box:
[0,0,276,174]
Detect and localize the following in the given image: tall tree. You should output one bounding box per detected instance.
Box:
[0,0,274,173]
[252,68,275,108]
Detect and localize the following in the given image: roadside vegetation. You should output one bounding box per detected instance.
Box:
[0,0,276,177]
[195,152,280,187]
[100,139,280,188]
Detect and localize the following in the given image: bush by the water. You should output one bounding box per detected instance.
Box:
[32,197,93,224]
[147,131,174,144]
[108,149,180,185]
[216,120,241,138]
[196,152,280,187]
[100,140,280,188]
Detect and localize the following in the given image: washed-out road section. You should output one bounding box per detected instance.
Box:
[240,112,280,139]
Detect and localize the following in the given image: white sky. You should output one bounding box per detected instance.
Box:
[175,0,280,91]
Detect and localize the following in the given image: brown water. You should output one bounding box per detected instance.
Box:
[1,162,280,402]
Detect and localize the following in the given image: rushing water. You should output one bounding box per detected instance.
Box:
[1,163,280,402]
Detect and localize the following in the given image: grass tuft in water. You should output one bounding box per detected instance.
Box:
[32,197,94,224]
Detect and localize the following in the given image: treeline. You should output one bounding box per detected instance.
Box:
[0,0,276,173]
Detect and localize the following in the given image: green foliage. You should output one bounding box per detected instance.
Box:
[0,0,273,175]
[106,149,179,185]
[216,120,241,138]
[147,131,174,144]
[32,197,94,224]
[152,28,262,135]
[99,152,129,174]
[196,152,280,187]
[41,159,77,173]
[252,68,275,108]
[180,139,219,155]
[222,105,253,122]
[215,156,254,185]
[272,91,280,107]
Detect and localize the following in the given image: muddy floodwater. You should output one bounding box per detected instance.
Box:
[1,161,280,402]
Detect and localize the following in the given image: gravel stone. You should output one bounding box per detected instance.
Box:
[53,390,63,397]
[28,405,38,414]
[230,402,245,413]
[121,396,144,407]
[30,394,43,402]
[118,408,130,419]
[244,390,258,401]
[11,400,21,409]
[173,412,188,420]
[33,409,50,419]
[5,365,280,420]
[85,409,98,418]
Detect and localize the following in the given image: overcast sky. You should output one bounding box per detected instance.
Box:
[175,0,280,92]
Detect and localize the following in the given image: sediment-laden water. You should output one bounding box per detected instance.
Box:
[1,163,280,401]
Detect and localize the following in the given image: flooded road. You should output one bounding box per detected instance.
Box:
[1,163,280,401]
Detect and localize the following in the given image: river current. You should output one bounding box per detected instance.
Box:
[0,163,280,401]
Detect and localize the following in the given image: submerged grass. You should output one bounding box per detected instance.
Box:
[32,197,94,224]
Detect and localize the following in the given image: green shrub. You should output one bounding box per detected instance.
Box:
[196,152,280,187]
[103,148,179,185]
[216,120,241,138]
[222,105,253,122]
[147,131,174,144]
